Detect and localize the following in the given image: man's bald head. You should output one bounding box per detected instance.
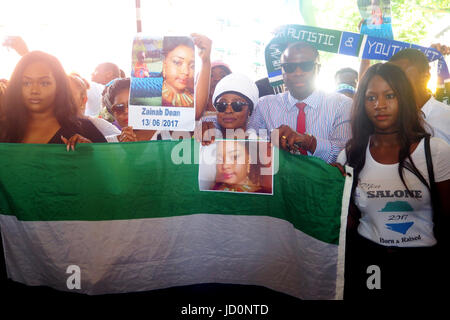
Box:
[281,42,320,64]
[91,62,120,85]
[280,42,320,100]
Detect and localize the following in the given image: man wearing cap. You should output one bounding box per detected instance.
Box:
[248,42,352,163]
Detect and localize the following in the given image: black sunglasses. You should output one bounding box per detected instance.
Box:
[214,101,248,113]
[111,103,128,114]
[281,61,317,73]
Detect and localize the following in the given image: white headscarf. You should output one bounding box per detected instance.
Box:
[212,73,259,113]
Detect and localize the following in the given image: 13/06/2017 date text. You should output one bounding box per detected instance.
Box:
[141,119,179,127]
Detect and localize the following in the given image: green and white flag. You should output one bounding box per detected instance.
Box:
[0,140,352,299]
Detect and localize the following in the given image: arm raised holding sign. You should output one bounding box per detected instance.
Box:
[191,33,212,120]
[2,36,29,56]
[430,43,450,56]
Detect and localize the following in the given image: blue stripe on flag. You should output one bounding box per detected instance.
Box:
[268,70,282,78]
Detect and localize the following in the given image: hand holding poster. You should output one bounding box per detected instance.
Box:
[129,35,196,131]
[358,0,394,40]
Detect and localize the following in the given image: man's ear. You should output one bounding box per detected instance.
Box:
[422,68,431,86]
[105,71,114,82]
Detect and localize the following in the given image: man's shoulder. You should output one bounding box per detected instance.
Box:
[258,91,287,101]
[321,90,352,104]
[257,91,288,107]
[422,98,450,143]
[424,98,450,115]
[256,90,352,107]
[88,81,104,94]
[309,90,352,112]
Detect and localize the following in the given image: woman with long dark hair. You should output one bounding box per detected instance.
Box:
[0,51,106,148]
[337,62,449,299]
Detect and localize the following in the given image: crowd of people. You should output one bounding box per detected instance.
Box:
[0,31,449,300]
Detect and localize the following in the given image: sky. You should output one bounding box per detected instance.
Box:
[0,0,137,79]
[0,0,447,92]
[0,0,302,78]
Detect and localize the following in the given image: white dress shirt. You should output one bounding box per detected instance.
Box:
[422,97,450,145]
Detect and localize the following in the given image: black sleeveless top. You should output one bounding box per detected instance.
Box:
[47,118,106,144]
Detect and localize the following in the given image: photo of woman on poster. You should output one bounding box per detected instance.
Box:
[203,140,273,194]
[161,36,195,107]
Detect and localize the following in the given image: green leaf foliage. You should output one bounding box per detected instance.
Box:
[310,0,450,44]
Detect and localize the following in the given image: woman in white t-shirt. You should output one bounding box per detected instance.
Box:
[336,62,450,299]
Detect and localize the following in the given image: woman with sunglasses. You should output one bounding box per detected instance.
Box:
[197,73,259,145]
[102,78,171,142]
[336,63,450,299]
[0,51,106,149]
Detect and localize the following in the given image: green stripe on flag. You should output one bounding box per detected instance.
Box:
[0,140,346,245]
